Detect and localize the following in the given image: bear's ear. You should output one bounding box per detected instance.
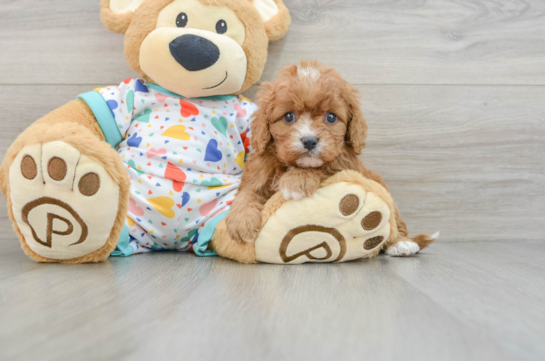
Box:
[100,0,145,33]
[252,0,291,41]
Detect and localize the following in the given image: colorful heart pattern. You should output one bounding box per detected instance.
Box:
[126,90,135,113]
[147,148,167,159]
[164,162,187,183]
[127,133,142,147]
[235,151,246,169]
[204,140,223,162]
[96,78,255,255]
[147,196,176,219]
[135,108,152,123]
[135,79,149,93]
[234,103,247,118]
[180,100,199,117]
[162,125,190,141]
[129,197,145,216]
[155,93,169,103]
[211,117,228,136]
[199,199,217,217]
[201,177,223,187]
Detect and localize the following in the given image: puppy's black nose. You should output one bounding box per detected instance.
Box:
[302,136,319,151]
[169,35,220,71]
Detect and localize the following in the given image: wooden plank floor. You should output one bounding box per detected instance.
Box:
[0,0,544,360]
[0,239,544,361]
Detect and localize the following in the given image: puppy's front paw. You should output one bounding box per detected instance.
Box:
[226,207,262,243]
[280,187,305,201]
[278,172,320,201]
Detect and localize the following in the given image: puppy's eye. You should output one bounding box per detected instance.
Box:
[216,20,228,34]
[284,112,296,123]
[326,113,337,124]
[176,13,188,28]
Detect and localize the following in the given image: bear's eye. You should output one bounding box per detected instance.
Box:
[325,113,337,124]
[216,20,227,34]
[176,13,188,28]
[284,112,296,123]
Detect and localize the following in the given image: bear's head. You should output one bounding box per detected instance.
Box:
[101,0,290,98]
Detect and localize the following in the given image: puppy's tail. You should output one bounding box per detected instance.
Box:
[411,231,440,251]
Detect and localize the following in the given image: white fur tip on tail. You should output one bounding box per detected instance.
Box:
[431,231,440,240]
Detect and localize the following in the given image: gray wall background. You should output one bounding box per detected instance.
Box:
[1,0,544,243]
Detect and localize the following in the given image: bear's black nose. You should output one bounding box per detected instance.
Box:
[169,34,220,71]
[302,136,319,151]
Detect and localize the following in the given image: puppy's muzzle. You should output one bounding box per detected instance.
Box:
[302,136,319,151]
[169,34,220,71]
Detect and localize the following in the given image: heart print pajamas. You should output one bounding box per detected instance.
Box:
[79,79,255,256]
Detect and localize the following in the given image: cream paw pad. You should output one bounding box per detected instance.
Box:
[255,171,397,264]
[9,141,121,261]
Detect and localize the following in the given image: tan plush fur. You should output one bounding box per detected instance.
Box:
[225,61,435,256]
[100,0,136,33]
[0,101,130,263]
[264,0,291,41]
[209,219,257,264]
[122,0,175,83]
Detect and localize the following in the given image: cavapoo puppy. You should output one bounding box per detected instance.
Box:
[226,60,437,256]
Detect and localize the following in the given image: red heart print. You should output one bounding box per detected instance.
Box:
[180,100,199,117]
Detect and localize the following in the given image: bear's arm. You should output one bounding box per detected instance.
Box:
[0,99,105,196]
[34,99,105,141]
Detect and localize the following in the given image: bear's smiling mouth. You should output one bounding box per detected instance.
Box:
[203,71,228,90]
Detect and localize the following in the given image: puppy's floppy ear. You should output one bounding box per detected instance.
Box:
[252,0,291,41]
[344,84,368,154]
[251,82,275,155]
[101,0,145,33]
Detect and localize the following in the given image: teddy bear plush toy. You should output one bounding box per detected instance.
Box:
[0,0,433,265]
